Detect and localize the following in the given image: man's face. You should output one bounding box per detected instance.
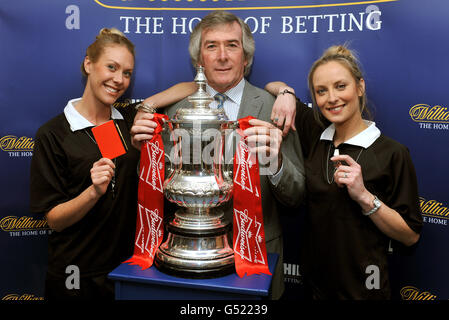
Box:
[199,21,248,93]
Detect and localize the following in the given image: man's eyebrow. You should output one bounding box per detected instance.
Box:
[204,39,241,43]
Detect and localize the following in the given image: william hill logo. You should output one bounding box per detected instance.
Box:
[420,197,449,226]
[409,104,449,130]
[1,216,50,237]
[0,135,34,157]
[113,98,143,109]
[2,293,44,301]
[400,286,437,300]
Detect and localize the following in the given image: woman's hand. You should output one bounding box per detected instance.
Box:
[271,92,297,136]
[332,154,421,246]
[90,158,116,197]
[332,154,369,203]
[265,82,297,137]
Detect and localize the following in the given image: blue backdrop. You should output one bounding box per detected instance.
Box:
[1,0,448,301]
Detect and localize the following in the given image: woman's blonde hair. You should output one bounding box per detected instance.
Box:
[81,27,135,77]
[307,44,371,127]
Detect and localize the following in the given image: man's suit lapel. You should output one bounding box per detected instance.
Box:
[237,80,264,119]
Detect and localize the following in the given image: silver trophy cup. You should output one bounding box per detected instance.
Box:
[154,66,236,278]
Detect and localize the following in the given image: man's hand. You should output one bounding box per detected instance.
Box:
[130,111,158,150]
[243,118,283,174]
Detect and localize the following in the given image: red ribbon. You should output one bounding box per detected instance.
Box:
[233,116,271,277]
[124,113,168,270]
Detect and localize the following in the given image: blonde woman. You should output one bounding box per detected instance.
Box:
[266,45,422,299]
[30,28,139,300]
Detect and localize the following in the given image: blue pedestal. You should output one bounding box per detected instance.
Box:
[108,253,278,300]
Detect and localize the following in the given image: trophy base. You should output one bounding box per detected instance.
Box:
[154,214,235,279]
[154,255,235,279]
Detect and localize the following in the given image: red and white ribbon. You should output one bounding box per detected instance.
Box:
[124,113,168,269]
[232,116,271,277]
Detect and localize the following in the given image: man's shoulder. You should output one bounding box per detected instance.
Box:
[243,81,275,102]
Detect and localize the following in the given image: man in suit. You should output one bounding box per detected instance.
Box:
[132,11,305,300]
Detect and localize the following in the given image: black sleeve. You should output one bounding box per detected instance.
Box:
[30,125,71,215]
[385,145,423,234]
[294,99,325,158]
[117,103,138,128]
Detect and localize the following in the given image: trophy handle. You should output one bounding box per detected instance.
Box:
[223,162,233,182]
[163,120,176,179]
[221,120,240,181]
[164,153,175,178]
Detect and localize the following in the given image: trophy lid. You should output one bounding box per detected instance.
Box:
[173,66,228,123]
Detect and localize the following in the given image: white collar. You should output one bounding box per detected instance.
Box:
[320,120,381,148]
[63,98,124,132]
[206,78,245,105]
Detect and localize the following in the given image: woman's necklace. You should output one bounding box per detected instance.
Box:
[84,128,97,145]
[325,143,363,185]
[84,127,117,198]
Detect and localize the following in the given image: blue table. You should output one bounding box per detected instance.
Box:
[108,253,278,300]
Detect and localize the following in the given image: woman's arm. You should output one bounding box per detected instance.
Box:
[45,158,115,232]
[362,194,420,246]
[131,82,198,150]
[265,81,290,96]
[333,154,420,246]
[141,82,197,110]
[265,81,297,136]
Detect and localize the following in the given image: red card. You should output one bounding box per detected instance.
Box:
[91,120,127,159]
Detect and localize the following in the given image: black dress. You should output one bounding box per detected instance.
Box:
[295,101,423,299]
[30,100,140,300]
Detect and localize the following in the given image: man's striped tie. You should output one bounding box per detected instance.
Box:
[214,93,226,109]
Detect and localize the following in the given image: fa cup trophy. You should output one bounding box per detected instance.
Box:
[154,66,235,277]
